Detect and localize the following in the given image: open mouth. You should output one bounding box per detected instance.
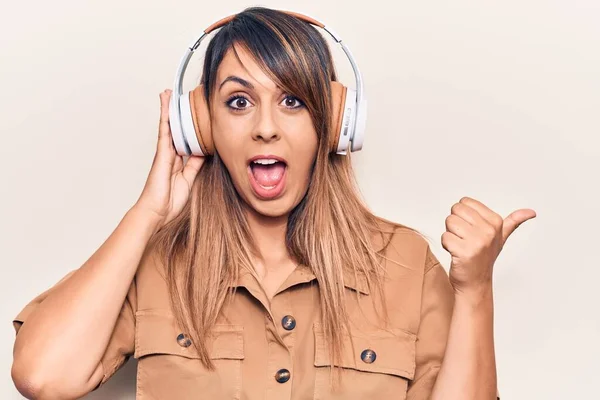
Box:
[247,155,288,199]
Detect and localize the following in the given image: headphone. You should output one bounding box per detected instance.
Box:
[169,10,367,156]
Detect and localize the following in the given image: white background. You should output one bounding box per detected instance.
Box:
[1,0,598,398]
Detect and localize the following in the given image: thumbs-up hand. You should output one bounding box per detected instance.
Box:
[442,197,536,296]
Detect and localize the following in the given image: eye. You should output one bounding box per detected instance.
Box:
[281,95,304,109]
[225,94,253,111]
[225,94,305,112]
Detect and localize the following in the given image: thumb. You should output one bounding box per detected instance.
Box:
[502,208,537,243]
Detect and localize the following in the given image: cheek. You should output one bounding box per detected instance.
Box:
[211,116,244,169]
[212,138,246,187]
[291,130,318,178]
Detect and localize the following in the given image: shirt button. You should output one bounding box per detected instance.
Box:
[281,315,296,330]
[360,349,376,364]
[275,368,291,383]
[177,333,192,348]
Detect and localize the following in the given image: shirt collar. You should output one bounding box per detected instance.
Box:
[229,263,370,295]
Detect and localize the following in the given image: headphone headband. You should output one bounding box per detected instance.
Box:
[171,9,367,155]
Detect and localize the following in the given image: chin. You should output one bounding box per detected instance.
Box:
[245,196,295,219]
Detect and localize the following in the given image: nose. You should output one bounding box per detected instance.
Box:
[251,105,280,143]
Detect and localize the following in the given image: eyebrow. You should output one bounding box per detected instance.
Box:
[219,75,255,91]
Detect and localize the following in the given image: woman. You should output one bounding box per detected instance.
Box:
[10,7,534,400]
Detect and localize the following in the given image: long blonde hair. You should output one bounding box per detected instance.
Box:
[149,6,417,380]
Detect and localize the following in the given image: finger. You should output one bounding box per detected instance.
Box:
[459,197,501,226]
[182,156,205,184]
[441,231,463,254]
[158,89,172,139]
[156,90,176,165]
[445,214,472,239]
[502,208,537,242]
[451,202,487,226]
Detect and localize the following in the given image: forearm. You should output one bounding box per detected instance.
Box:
[430,285,497,400]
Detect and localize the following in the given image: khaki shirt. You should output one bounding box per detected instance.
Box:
[12,228,499,399]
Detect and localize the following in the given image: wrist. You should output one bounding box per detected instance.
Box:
[453,282,494,310]
[126,205,164,235]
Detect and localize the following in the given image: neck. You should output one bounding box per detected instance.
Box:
[244,206,292,269]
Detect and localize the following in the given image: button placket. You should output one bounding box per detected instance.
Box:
[271,291,296,349]
[265,288,294,399]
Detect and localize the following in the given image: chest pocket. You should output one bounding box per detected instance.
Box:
[134,310,244,400]
[313,322,416,400]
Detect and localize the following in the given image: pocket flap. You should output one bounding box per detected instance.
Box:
[313,323,416,380]
[134,310,244,360]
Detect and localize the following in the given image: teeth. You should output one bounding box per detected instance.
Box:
[252,159,279,165]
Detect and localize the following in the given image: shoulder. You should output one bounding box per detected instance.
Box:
[371,216,437,275]
[366,217,447,333]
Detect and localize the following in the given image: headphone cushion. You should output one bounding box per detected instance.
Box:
[190,84,214,155]
[330,81,347,153]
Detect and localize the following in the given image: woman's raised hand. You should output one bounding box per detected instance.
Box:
[133,89,205,229]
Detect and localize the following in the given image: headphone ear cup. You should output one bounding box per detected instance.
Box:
[330,81,347,153]
[188,84,214,156]
[169,93,189,156]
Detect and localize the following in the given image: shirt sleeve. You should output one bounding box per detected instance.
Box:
[406,245,500,400]
[12,269,137,390]
[406,245,454,399]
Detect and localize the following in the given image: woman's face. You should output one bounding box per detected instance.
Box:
[210,44,318,218]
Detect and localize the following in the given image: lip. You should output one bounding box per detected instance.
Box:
[247,154,288,165]
[247,154,288,200]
